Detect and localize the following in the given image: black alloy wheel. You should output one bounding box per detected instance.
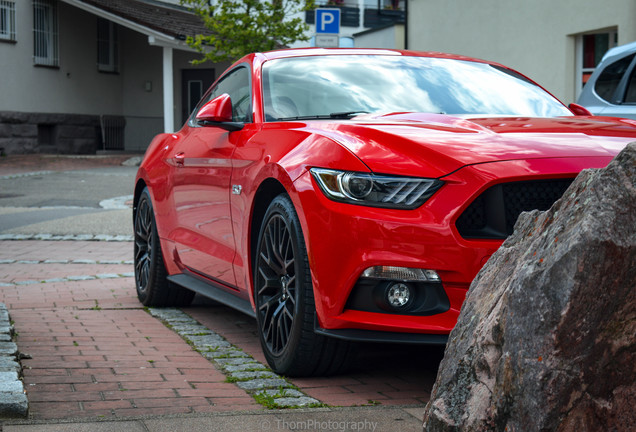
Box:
[134,187,193,307]
[254,194,355,376]
[256,211,298,356]
[134,191,153,296]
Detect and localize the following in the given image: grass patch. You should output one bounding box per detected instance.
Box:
[253,392,277,409]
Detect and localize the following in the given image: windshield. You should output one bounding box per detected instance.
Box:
[261,55,572,120]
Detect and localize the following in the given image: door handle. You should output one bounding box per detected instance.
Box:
[175,152,185,166]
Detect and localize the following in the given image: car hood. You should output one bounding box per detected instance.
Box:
[308,113,635,178]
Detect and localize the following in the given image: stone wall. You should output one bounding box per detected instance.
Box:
[0,111,124,155]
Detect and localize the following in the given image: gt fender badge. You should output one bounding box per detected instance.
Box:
[232,185,242,195]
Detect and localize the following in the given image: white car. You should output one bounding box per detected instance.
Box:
[577,40,636,120]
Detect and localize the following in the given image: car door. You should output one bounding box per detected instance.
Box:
[171,66,252,287]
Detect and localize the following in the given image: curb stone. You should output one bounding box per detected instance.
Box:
[0,171,54,180]
[0,303,28,418]
[0,259,134,265]
[0,234,133,242]
[0,273,134,286]
[148,308,322,409]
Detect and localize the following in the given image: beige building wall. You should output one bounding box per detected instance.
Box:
[120,27,164,151]
[408,0,636,104]
[0,2,125,115]
[355,24,405,49]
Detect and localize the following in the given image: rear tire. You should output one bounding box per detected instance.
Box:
[134,187,194,307]
[254,194,355,376]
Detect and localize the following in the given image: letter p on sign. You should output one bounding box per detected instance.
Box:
[315,8,340,34]
[321,13,334,31]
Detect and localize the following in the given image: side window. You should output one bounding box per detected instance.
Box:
[207,66,251,123]
[624,66,636,103]
[594,54,635,102]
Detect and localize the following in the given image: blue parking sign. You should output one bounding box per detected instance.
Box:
[316,8,341,34]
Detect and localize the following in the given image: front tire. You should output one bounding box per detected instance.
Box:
[254,194,354,376]
[134,187,194,307]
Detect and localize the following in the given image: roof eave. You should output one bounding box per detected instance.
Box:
[60,0,194,51]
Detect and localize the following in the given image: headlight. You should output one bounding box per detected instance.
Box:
[310,168,444,209]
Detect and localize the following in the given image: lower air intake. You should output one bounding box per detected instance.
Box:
[456,178,575,239]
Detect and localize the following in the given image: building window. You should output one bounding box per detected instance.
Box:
[33,0,59,66]
[97,18,118,72]
[0,0,16,41]
[576,30,617,98]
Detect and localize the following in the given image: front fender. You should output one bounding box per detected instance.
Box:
[231,126,371,309]
[134,132,182,275]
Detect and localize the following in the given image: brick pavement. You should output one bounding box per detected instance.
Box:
[0,240,133,263]
[0,240,260,419]
[0,240,440,421]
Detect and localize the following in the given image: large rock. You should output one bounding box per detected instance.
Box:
[423,143,636,431]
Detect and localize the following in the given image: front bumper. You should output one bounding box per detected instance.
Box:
[292,156,611,336]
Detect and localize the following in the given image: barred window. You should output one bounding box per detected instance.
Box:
[33,0,59,66]
[97,18,118,72]
[0,0,16,41]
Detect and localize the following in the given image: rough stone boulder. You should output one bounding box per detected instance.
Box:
[423,142,636,432]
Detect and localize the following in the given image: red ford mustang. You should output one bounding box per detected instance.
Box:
[134,48,634,376]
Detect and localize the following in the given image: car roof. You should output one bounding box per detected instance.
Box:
[255,48,489,64]
[601,40,636,63]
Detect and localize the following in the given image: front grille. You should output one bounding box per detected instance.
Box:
[456,178,574,239]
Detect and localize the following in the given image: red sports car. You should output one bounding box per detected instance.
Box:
[134,48,634,376]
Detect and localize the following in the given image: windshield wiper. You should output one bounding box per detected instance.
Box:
[329,110,369,119]
[276,111,369,121]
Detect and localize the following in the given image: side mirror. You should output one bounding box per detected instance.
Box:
[195,94,244,131]
[568,103,593,116]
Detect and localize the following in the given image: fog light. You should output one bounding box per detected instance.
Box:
[387,282,412,308]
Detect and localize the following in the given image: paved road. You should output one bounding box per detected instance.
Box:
[0,164,136,237]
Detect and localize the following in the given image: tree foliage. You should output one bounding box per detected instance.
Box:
[181,0,313,64]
